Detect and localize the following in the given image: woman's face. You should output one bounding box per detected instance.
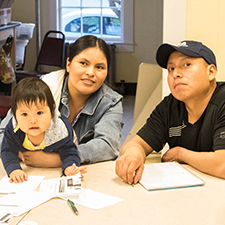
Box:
[66,47,108,97]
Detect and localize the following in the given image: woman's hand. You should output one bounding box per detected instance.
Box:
[19,151,62,168]
[9,169,28,183]
[64,163,88,178]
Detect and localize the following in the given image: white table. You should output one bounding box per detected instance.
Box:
[1,153,225,225]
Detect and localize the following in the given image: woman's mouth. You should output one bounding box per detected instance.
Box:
[82,79,95,85]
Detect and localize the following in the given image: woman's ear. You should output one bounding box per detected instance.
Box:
[66,58,71,73]
[208,64,217,81]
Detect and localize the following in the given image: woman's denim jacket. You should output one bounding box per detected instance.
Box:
[60,76,123,164]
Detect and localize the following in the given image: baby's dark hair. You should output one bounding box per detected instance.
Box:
[11,77,55,119]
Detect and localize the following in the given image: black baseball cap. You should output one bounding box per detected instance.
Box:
[156,40,217,69]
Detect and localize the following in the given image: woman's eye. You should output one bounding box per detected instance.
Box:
[80,61,87,66]
[37,111,43,115]
[97,66,104,70]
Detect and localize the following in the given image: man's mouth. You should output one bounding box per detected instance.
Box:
[174,82,186,88]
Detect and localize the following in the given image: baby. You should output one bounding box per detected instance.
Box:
[1,77,86,183]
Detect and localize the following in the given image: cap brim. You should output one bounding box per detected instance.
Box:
[156,43,201,69]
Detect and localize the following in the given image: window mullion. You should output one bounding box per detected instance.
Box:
[100,4,103,38]
[81,0,83,35]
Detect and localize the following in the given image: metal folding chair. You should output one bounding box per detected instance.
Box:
[15,30,65,82]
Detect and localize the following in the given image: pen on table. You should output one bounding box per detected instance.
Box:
[0,204,21,207]
[67,199,79,216]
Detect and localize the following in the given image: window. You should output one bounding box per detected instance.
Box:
[59,0,122,41]
[57,0,133,52]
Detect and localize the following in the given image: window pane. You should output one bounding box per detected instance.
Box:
[103,17,121,36]
[102,0,121,8]
[83,16,100,34]
[61,0,80,7]
[82,0,100,7]
[61,8,80,17]
[82,8,100,35]
[62,8,81,36]
[102,8,121,36]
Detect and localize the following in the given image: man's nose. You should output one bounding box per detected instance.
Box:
[173,68,182,78]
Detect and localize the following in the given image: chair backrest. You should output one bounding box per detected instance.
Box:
[35,30,65,71]
[133,63,162,123]
[123,63,162,145]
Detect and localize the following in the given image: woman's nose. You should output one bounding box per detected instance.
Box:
[86,66,94,76]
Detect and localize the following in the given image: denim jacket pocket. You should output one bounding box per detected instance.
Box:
[80,130,95,144]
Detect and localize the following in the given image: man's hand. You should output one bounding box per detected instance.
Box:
[161,146,185,163]
[116,135,153,185]
[116,149,145,185]
[9,169,28,183]
[19,151,62,167]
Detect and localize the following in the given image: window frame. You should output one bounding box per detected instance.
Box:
[55,0,133,52]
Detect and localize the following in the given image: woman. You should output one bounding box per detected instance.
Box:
[11,35,123,167]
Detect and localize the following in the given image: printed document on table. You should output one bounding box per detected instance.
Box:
[0,190,53,217]
[39,173,81,197]
[140,162,204,191]
[0,175,45,193]
[66,188,124,210]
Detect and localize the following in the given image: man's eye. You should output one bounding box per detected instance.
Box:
[168,67,174,72]
[184,63,191,67]
[37,111,43,115]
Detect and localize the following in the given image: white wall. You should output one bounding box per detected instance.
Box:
[162,0,186,96]
[186,0,225,81]
[11,0,36,70]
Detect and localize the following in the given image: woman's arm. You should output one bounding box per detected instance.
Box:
[19,151,62,167]
[77,101,123,163]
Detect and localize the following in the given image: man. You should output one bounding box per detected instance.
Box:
[116,40,225,184]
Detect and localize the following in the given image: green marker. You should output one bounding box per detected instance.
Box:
[67,199,79,215]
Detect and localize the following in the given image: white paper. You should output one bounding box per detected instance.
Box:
[0,175,45,193]
[0,190,53,217]
[140,162,204,191]
[39,173,81,197]
[0,211,12,224]
[66,188,124,210]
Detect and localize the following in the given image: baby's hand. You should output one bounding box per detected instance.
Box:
[9,169,28,183]
[65,163,88,178]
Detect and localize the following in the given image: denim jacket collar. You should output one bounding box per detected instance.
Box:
[61,76,122,116]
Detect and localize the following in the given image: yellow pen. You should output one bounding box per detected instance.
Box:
[67,199,79,216]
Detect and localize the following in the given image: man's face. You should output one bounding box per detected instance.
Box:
[166,51,214,103]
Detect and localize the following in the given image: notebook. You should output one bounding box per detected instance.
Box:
[139,162,204,191]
